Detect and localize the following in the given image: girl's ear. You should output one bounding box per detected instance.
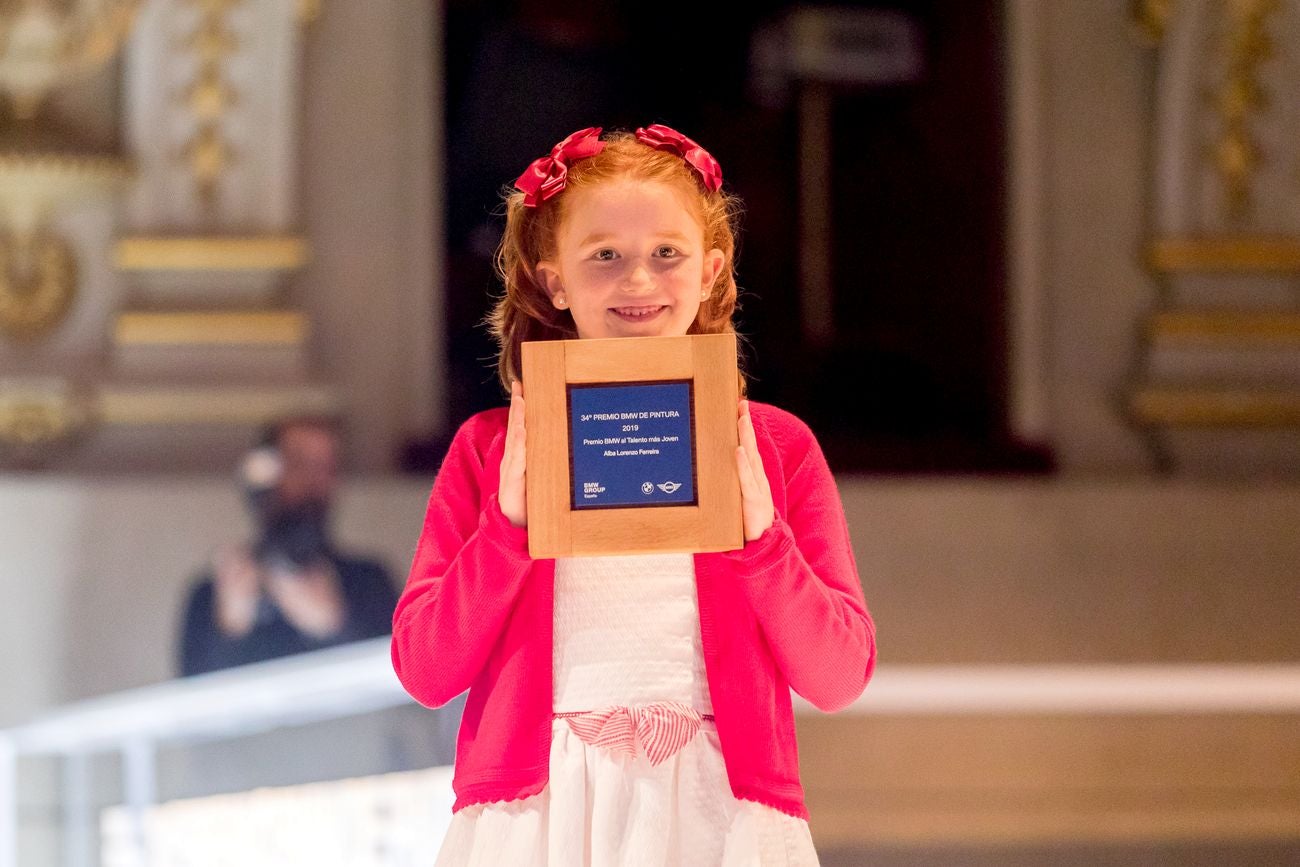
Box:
[535,260,566,308]
[702,248,725,293]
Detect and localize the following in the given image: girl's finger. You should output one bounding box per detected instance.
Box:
[736,446,764,541]
[738,402,767,491]
[738,400,758,451]
[507,382,525,448]
[736,445,757,494]
[499,382,529,527]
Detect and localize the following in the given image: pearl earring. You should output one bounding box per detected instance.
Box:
[555,294,568,309]
[700,291,709,301]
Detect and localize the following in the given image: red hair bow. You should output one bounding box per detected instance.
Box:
[514,126,606,208]
[635,124,723,192]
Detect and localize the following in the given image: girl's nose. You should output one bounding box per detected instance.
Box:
[626,262,653,290]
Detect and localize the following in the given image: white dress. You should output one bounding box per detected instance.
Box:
[434,553,820,866]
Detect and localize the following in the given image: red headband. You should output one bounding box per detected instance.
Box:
[514,124,723,208]
[514,126,606,208]
[634,124,723,193]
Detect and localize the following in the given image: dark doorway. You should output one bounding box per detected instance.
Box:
[435,0,1051,474]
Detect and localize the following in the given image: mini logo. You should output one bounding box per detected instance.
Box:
[641,482,654,494]
[656,481,682,494]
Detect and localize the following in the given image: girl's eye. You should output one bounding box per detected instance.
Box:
[655,246,678,258]
[593,249,617,261]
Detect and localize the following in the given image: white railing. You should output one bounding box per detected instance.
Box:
[4,635,1300,867]
[0,637,416,867]
[834,662,1300,715]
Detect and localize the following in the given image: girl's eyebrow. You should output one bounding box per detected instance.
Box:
[577,230,692,247]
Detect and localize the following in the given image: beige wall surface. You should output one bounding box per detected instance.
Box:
[1038,0,1159,472]
[296,0,442,471]
[2,474,1296,726]
[849,478,1300,664]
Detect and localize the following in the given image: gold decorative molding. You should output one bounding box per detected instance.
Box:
[1146,237,1300,272]
[75,2,144,69]
[1129,387,1300,427]
[98,385,338,426]
[1212,0,1279,220]
[187,11,238,63]
[1147,310,1300,346]
[0,95,131,348]
[181,0,241,205]
[0,149,132,240]
[114,236,309,271]
[0,149,132,181]
[183,126,233,197]
[114,310,307,346]
[185,66,237,121]
[0,233,77,342]
[297,0,323,27]
[1131,0,1176,46]
[0,1,142,120]
[0,381,91,448]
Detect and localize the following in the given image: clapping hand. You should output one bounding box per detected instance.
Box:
[212,543,260,637]
[267,562,346,639]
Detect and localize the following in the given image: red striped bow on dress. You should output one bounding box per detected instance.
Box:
[558,701,708,767]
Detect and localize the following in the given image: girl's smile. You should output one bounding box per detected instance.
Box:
[536,178,725,340]
[610,304,667,321]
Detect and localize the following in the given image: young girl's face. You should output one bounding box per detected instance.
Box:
[536,178,725,340]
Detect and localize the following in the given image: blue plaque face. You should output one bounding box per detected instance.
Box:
[568,381,697,510]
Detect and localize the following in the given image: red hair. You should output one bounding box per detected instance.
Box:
[487,130,743,392]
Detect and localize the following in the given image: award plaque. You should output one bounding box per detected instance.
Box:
[522,333,743,558]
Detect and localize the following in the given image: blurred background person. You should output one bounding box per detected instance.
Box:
[177,416,399,676]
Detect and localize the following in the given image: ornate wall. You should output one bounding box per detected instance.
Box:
[1125,0,1300,475]
[0,0,440,473]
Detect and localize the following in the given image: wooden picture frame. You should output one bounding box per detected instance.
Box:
[522,333,743,558]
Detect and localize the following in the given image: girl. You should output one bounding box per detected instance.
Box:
[392,125,875,866]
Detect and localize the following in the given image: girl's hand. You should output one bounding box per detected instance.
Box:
[736,399,774,541]
[498,380,528,527]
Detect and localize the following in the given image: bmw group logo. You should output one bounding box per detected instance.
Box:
[641,482,654,494]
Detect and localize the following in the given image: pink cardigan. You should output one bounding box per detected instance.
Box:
[391,401,875,820]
